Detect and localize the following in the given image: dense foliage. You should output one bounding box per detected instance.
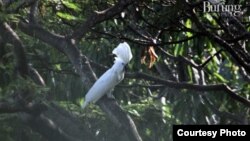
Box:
[0,0,249,141]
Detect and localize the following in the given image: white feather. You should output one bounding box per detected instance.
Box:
[81,42,132,110]
[112,42,133,64]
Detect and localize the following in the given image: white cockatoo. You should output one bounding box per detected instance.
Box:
[81,42,133,109]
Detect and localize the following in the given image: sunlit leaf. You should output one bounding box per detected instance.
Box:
[55,64,61,71]
[62,0,81,12]
[0,13,20,22]
[185,19,192,37]
[128,109,141,117]
[56,12,77,20]
[174,43,180,56]
[213,72,228,83]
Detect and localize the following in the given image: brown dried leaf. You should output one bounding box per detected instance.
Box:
[148,46,158,68]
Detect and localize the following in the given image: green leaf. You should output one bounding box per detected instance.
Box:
[62,0,81,12]
[213,72,228,83]
[55,64,61,71]
[56,12,77,20]
[162,105,171,118]
[174,43,184,56]
[128,109,141,117]
[174,43,179,56]
[0,13,20,22]
[185,19,192,37]
[204,13,213,22]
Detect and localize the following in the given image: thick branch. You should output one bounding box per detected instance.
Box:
[0,22,45,85]
[29,0,39,24]
[18,22,89,83]
[127,72,250,108]
[20,103,93,141]
[0,92,93,141]
[0,22,29,76]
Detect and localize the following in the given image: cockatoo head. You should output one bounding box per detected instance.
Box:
[112,42,133,64]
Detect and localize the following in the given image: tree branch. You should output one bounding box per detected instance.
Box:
[200,49,223,68]
[29,0,39,24]
[0,22,45,85]
[21,103,93,141]
[0,22,29,77]
[126,72,250,108]
[70,0,134,40]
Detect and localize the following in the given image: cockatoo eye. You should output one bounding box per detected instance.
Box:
[121,62,125,66]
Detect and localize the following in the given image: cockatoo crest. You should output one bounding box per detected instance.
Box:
[112,42,133,64]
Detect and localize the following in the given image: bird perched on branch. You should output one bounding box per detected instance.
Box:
[81,42,133,110]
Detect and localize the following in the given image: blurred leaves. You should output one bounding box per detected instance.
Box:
[0,0,249,141]
[0,13,20,22]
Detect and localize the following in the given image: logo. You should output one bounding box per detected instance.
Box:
[203,0,242,16]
